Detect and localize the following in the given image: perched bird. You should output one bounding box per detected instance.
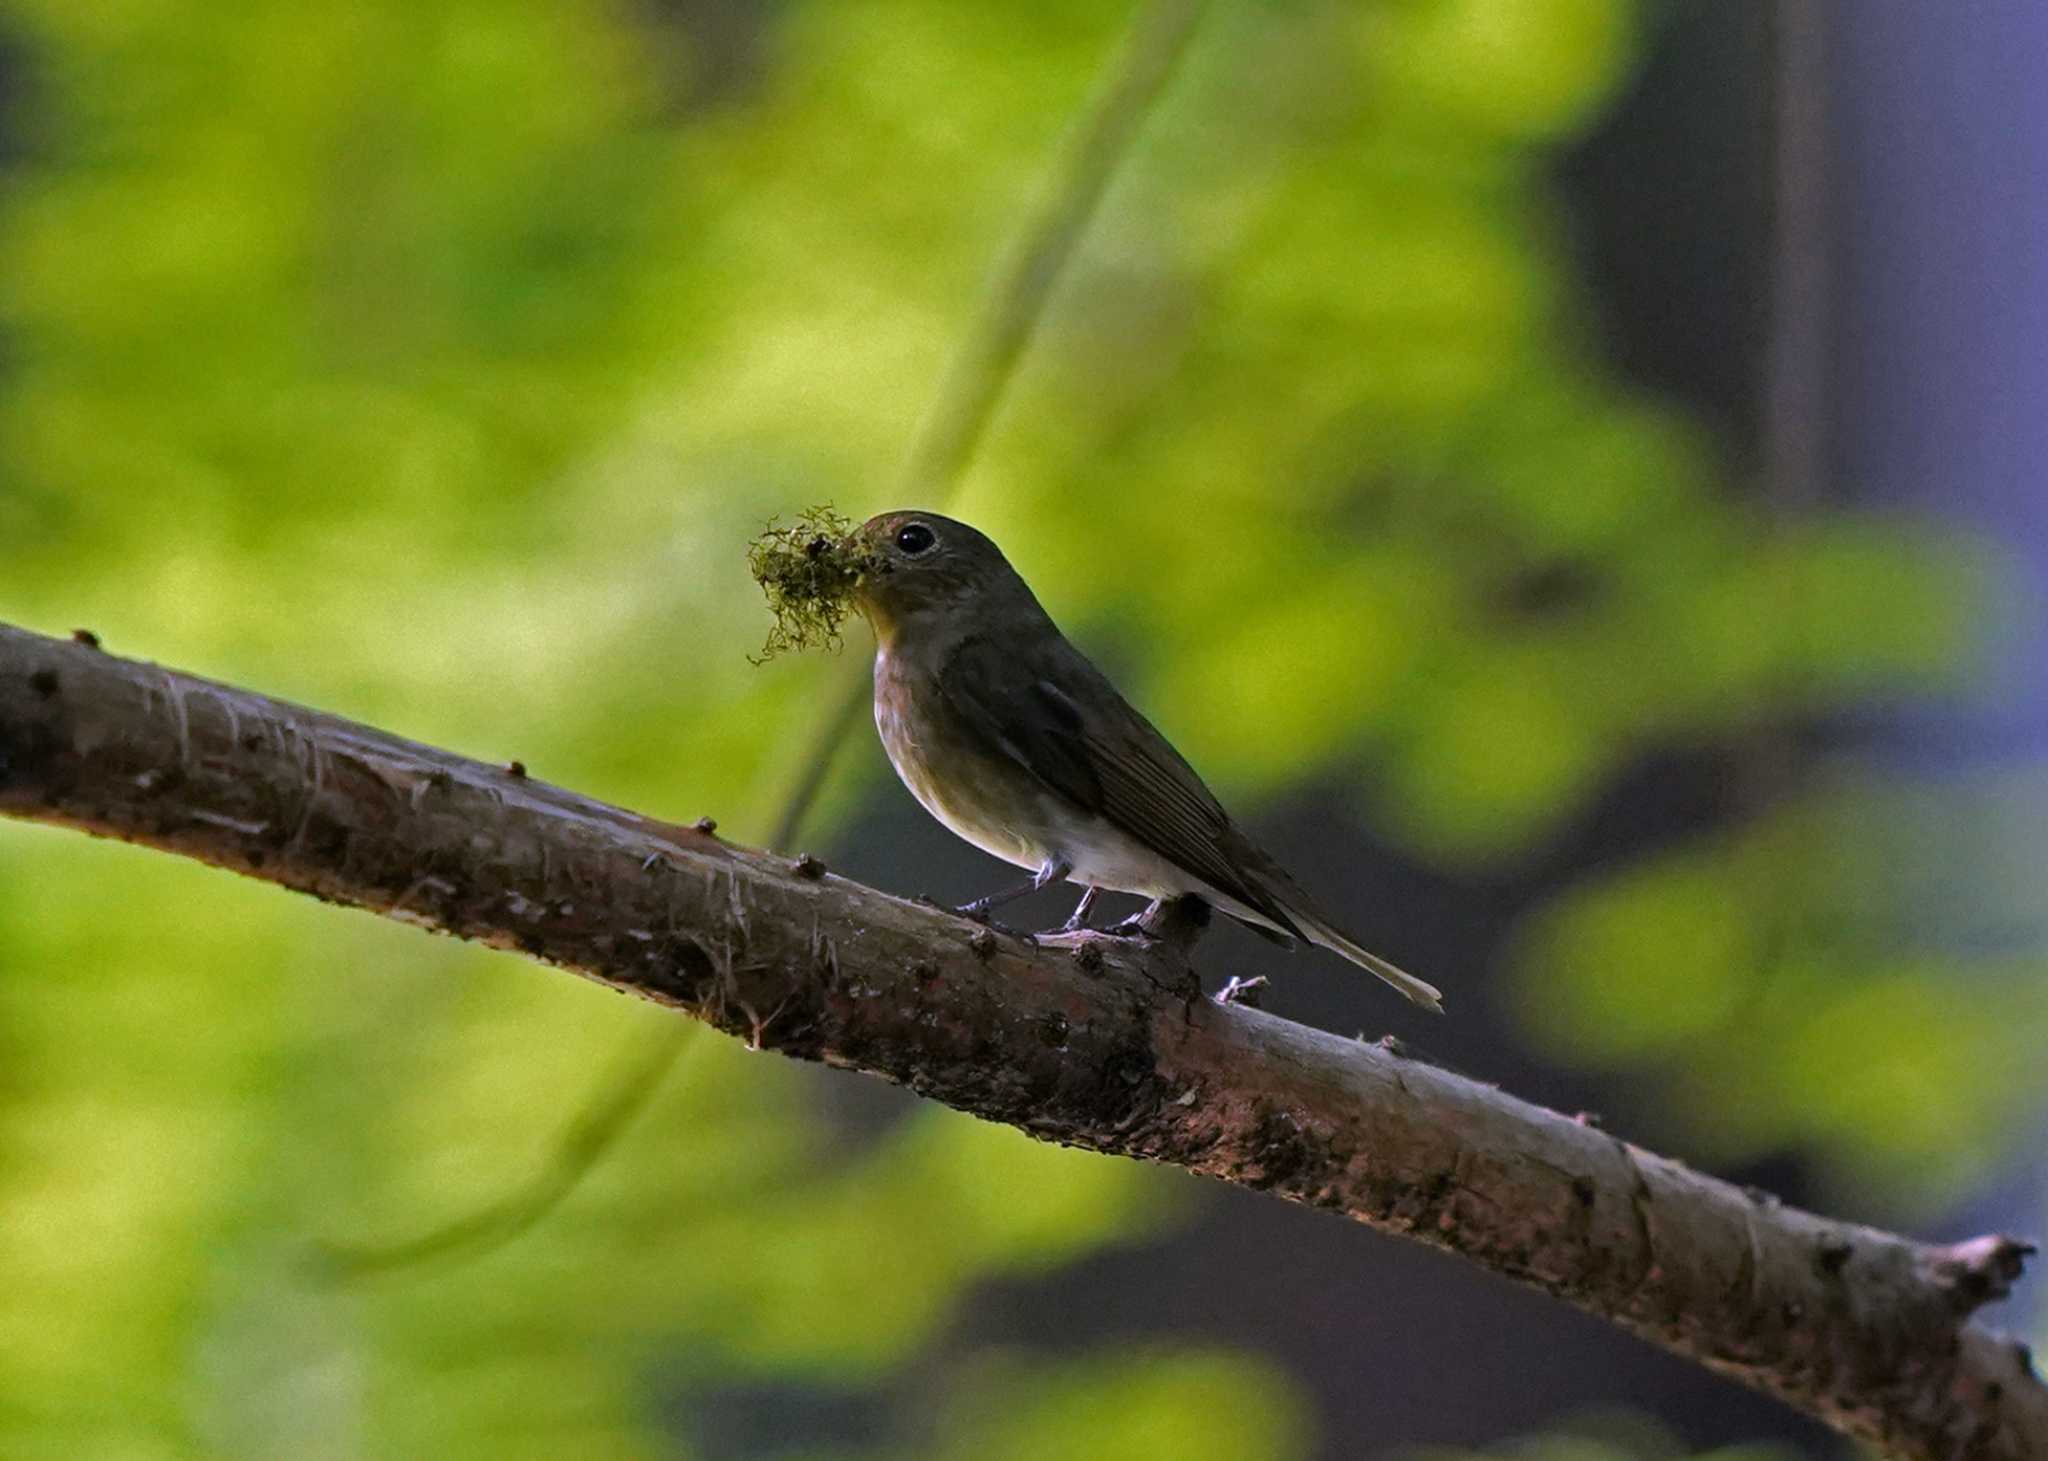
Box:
[846,510,1444,1012]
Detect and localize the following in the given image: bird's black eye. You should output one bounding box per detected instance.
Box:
[895,523,937,556]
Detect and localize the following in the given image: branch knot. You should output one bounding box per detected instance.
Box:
[1927,1234,2037,1315]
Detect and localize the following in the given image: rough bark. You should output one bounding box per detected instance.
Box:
[0,620,2039,1460]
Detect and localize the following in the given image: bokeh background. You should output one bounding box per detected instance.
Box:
[2,1,2044,1457]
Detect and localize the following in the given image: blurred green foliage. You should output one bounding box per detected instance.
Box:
[1511,768,2048,1208]
[0,0,2034,1455]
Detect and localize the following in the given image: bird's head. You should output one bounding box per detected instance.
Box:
[846,511,1042,645]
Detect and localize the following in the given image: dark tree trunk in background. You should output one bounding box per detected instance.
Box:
[1831,5,2048,1298]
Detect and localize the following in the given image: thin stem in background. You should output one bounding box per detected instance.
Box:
[314,1023,696,1279]
[769,0,1208,853]
[329,0,1209,1279]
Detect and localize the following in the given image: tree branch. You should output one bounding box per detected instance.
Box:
[0,620,2039,1461]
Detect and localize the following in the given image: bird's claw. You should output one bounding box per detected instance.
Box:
[919,894,1037,946]
[1214,974,1269,1009]
[946,893,1000,925]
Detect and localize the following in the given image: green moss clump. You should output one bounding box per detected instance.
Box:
[746,506,877,662]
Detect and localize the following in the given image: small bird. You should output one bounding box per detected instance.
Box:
[846,510,1443,1012]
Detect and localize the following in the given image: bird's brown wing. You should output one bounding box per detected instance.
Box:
[935,632,1303,936]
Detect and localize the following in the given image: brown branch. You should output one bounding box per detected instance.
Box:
[0,619,2040,1461]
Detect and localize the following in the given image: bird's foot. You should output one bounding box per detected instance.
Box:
[1214,974,1269,1009]
[1104,911,1161,941]
[912,893,1037,945]
[924,895,1037,947]
[1052,886,1103,936]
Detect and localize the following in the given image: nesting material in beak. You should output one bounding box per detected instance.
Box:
[745,505,877,662]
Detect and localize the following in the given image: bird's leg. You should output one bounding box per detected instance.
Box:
[954,879,1036,919]
[1058,885,1102,933]
[957,858,1071,924]
[1106,897,1168,940]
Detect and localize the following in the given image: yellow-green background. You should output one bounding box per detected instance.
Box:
[1,1,2039,1457]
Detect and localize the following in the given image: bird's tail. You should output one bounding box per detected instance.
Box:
[1295,914,1445,1014]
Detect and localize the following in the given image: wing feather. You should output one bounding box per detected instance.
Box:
[936,633,1300,934]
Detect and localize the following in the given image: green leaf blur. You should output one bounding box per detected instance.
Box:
[0,0,2020,1455]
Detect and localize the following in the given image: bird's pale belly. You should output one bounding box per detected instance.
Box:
[875,681,1048,870]
[874,661,1209,902]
